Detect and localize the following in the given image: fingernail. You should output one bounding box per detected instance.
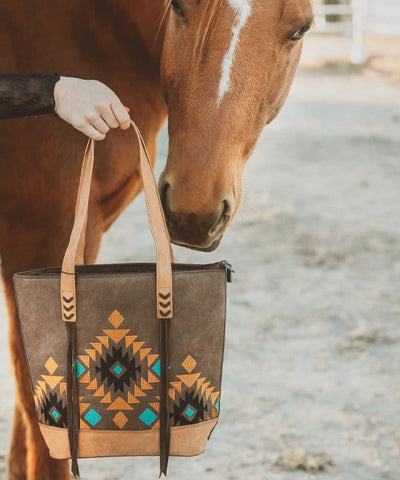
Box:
[124,106,130,112]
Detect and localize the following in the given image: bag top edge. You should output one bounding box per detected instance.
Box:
[13,261,229,278]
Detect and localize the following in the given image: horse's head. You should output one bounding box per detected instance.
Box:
[159,0,313,251]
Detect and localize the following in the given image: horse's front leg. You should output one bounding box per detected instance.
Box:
[2,261,70,480]
[1,205,104,479]
[8,403,27,480]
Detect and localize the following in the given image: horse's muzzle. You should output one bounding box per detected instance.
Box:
[159,183,230,251]
[172,235,223,252]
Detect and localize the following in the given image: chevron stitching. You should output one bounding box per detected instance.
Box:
[159,301,171,309]
[158,292,170,300]
[63,304,73,312]
[62,296,73,303]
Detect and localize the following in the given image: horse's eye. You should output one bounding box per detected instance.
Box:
[171,0,184,18]
[288,21,312,41]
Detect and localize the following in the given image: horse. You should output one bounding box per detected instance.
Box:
[0,0,313,478]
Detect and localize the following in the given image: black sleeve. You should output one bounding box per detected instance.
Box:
[0,73,60,119]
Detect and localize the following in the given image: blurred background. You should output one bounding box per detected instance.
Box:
[1,1,399,478]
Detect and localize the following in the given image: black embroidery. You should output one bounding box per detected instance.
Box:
[95,346,142,393]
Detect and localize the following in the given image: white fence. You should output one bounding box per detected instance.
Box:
[366,1,400,38]
[314,0,400,63]
[314,1,353,34]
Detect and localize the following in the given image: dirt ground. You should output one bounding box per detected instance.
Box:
[1,33,399,479]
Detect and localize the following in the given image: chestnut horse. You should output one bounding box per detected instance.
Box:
[0,0,313,478]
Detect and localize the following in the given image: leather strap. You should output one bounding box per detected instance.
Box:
[130,121,174,319]
[60,120,174,477]
[60,120,174,320]
[61,140,94,323]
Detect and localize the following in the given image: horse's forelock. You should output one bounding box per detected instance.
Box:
[155,1,171,46]
[193,0,226,61]
[157,0,227,63]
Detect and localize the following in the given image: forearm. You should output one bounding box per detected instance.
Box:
[0,73,60,119]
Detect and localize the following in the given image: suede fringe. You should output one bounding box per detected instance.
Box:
[159,319,171,476]
[67,322,80,477]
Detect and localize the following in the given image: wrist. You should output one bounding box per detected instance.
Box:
[53,75,64,115]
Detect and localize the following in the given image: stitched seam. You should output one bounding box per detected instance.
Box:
[17,271,225,280]
[39,418,218,433]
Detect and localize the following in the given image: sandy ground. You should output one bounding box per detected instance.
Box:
[1,33,400,479]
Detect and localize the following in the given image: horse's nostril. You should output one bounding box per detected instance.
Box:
[209,200,230,237]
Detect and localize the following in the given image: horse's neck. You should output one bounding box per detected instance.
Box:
[0,0,167,75]
[88,0,167,70]
[0,0,169,133]
[127,0,168,64]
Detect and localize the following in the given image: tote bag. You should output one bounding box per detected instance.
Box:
[14,121,231,476]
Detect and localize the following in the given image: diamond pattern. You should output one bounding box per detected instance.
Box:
[113,411,128,429]
[184,406,196,420]
[84,408,102,426]
[182,355,197,373]
[139,408,157,426]
[108,310,124,328]
[50,407,60,420]
[45,357,58,375]
[111,362,125,377]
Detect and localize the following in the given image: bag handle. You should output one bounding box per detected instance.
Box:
[60,120,174,322]
[61,120,173,477]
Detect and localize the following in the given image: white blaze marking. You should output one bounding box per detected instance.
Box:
[217,0,253,105]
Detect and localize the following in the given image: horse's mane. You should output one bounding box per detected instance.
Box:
[157,0,226,66]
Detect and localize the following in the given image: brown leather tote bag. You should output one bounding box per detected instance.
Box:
[14,121,231,477]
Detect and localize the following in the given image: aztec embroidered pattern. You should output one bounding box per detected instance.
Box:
[33,310,220,431]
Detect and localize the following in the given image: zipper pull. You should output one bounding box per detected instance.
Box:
[221,260,235,283]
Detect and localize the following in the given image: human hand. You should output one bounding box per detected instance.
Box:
[54,77,131,140]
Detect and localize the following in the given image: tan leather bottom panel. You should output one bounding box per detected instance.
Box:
[39,419,219,459]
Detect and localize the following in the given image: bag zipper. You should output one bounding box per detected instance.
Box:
[221,260,234,283]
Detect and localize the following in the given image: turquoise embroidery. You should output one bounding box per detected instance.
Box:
[84,409,102,426]
[139,408,157,426]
